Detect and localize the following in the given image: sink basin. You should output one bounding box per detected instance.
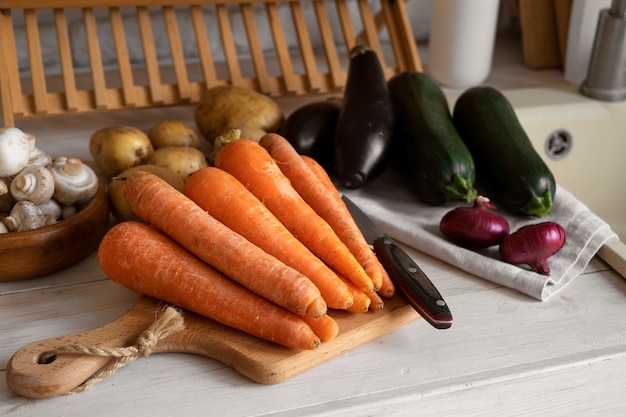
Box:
[500,86,626,277]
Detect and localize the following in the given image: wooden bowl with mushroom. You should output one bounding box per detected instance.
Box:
[0,183,110,281]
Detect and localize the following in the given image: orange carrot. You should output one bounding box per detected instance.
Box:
[261,133,389,292]
[301,314,339,342]
[337,275,371,313]
[302,154,396,299]
[122,171,326,318]
[213,134,375,293]
[184,167,353,310]
[300,155,341,199]
[99,221,321,350]
[377,269,396,299]
[366,289,385,311]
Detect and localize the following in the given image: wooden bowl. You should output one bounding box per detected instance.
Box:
[0,184,110,281]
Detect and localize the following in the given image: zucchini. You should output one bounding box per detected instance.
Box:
[279,98,341,170]
[387,71,477,205]
[334,41,394,189]
[452,86,556,217]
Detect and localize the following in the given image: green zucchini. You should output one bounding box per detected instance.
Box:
[452,86,556,218]
[387,71,477,205]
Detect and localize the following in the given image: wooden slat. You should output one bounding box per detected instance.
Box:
[0,8,23,124]
[216,4,244,86]
[335,0,356,52]
[110,6,138,106]
[24,9,48,115]
[356,0,393,79]
[54,8,78,111]
[313,0,344,90]
[379,0,400,72]
[240,3,272,94]
[290,1,322,92]
[137,6,163,103]
[189,4,219,89]
[265,2,298,94]
[389,0,421,72]
[83,7,109,110]
[162,5,191,100]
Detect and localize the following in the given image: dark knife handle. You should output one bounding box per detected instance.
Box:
[373,237,453,329]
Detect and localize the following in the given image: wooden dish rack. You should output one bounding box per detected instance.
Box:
[0,0,422,126]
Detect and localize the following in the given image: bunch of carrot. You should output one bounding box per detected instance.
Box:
[97,129,395,351]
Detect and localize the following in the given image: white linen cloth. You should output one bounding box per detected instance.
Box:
[342,170,617,301]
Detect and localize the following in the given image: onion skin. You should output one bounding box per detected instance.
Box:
[499,221,566,275]
[440,196,510,249]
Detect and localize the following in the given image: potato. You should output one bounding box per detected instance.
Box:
[108,164,185,222]
[89,126,154,177]
[148,120,202,149]
[149,146,208,183]
[194,85,284,144]
[235,125,268,142]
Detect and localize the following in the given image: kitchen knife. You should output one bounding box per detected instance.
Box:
[342,195,453,329]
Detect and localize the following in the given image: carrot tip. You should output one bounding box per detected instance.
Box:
[306,297,328,318]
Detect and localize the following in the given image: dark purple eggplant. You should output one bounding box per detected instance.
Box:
[279,98,341,170]
[334,41,394,189]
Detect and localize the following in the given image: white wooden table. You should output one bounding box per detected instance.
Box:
[3,35,626,416]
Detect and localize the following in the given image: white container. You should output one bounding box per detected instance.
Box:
[428,0,500,88]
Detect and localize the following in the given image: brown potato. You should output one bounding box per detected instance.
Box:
[235,125,268,142]
[89,126,154,177]
[149,146,208,183]
[194,85,284,144]
[148,120,202,149]
[108,164,184,222]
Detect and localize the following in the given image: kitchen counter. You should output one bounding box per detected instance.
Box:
[2,31,626,416]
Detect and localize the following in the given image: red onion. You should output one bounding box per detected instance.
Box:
[499,221,566,275]
[440,195,510,249]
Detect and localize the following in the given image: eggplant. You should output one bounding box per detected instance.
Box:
[334,41,394,189]
[279,98,341,170]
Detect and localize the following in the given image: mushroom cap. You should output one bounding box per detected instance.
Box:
[0,127,32,177]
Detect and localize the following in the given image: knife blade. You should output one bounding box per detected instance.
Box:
[342,195,453,329]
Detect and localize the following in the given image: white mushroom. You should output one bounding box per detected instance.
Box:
[10,165,55,205]
[2,200,47,232]
[0,220,8,234]
[0,127,32,177]
[49,156,99,205]
[37,198,62,222]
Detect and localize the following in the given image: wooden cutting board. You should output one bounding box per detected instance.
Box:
[7,294,419,398]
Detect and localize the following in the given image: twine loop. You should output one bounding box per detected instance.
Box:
[40,306,185,394]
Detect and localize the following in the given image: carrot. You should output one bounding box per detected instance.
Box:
[122,171,327,318]
[366,289,385,311]
[98,221,321,350]
[301,155,341,199]
[302,154,396,299]
[184,167,353,310]
[377,269,396,299]
[213,133,375,293]
[337,275,371,313]
[301,314,339,342]
[261,133,390,293]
